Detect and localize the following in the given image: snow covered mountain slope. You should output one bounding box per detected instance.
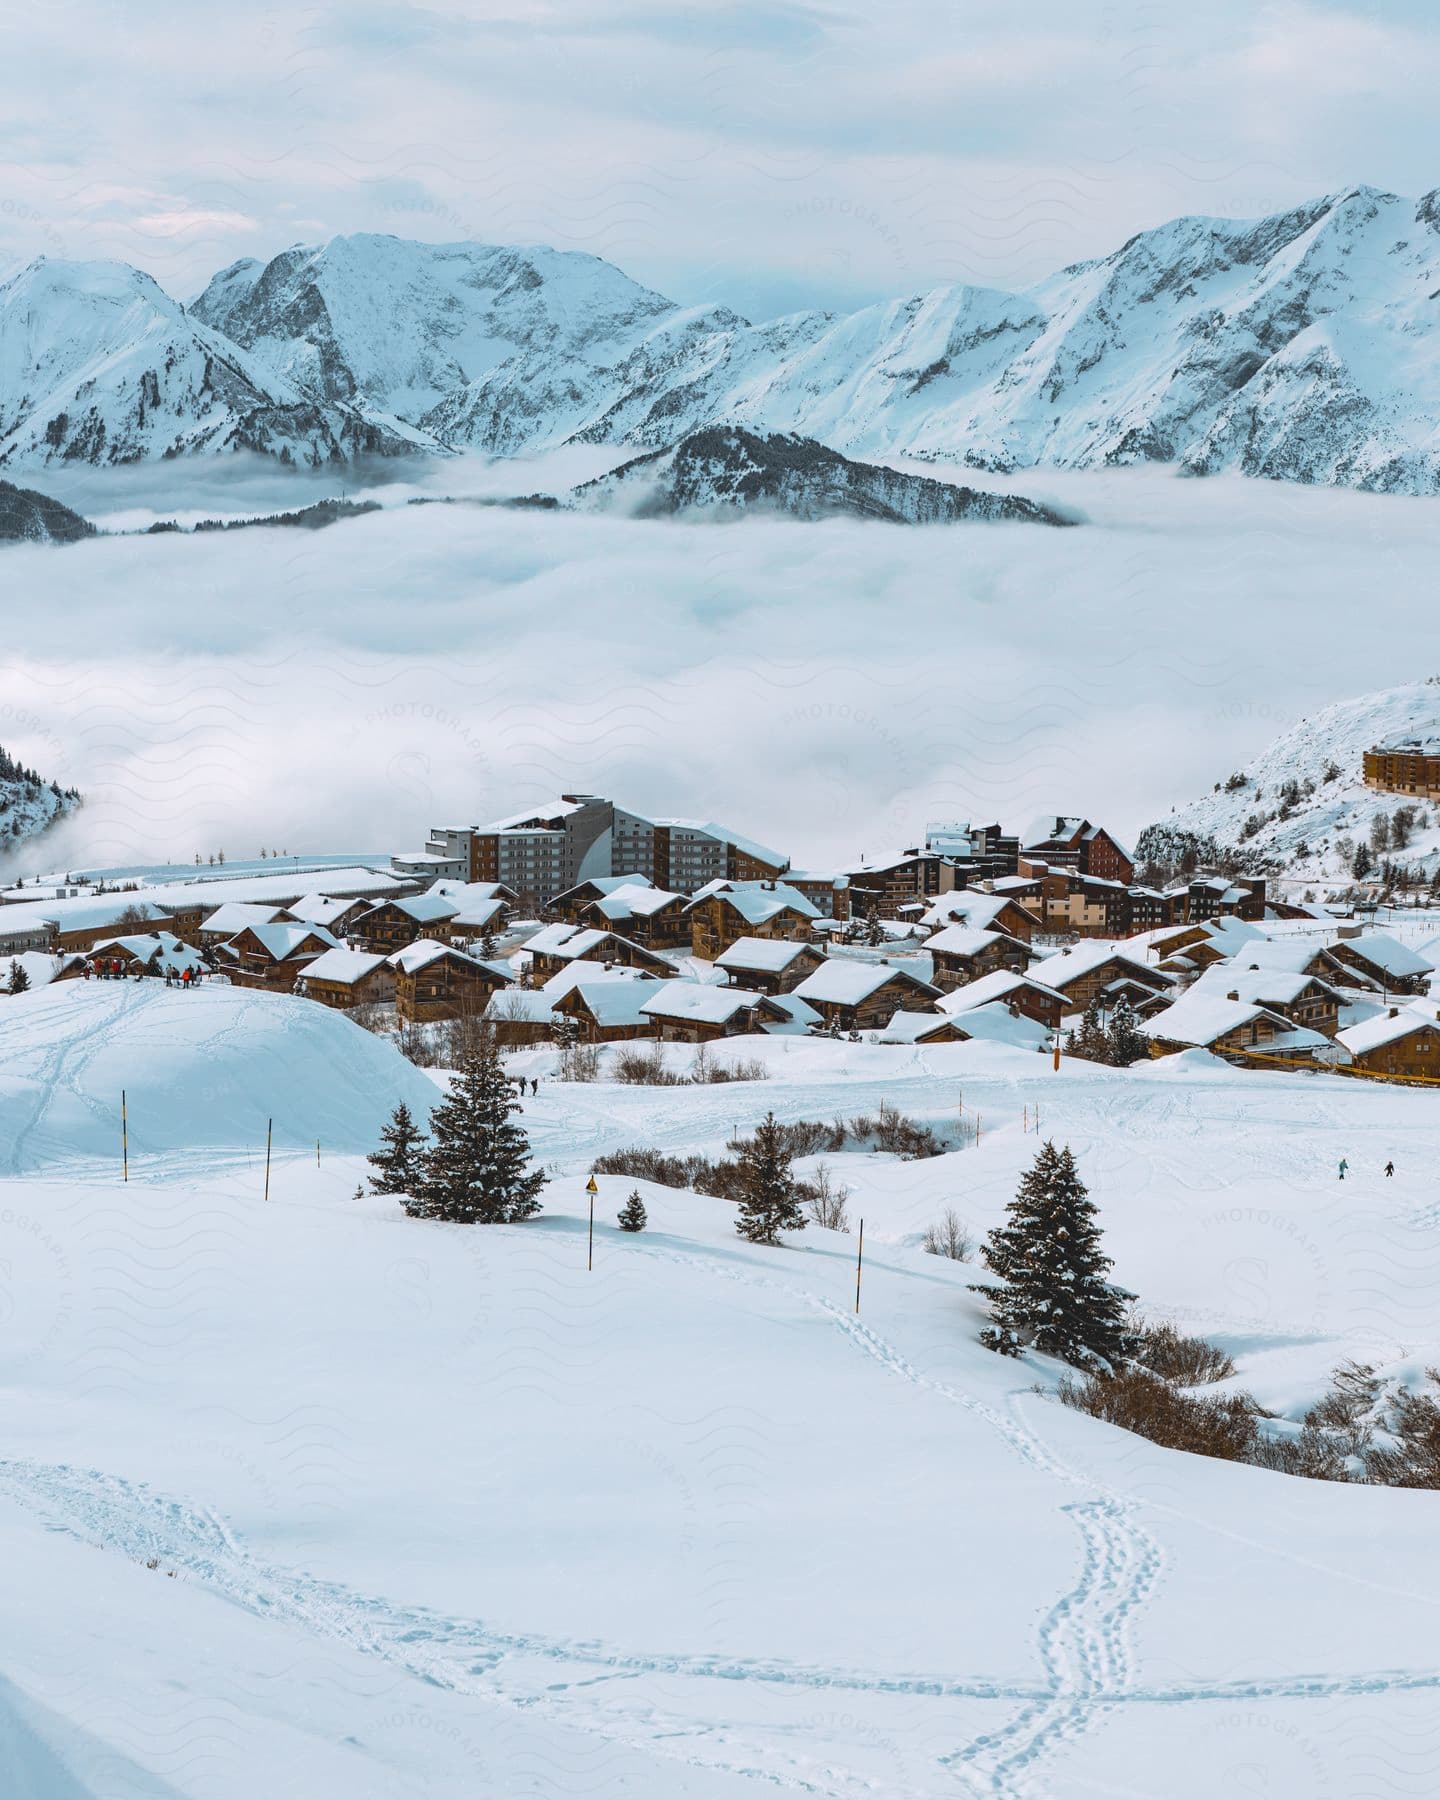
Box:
[192,234,676,440]
[0,743,79,854]
[0,479,93,543]
[10,187,1440,486]
[1141,679,1440,882]
[570,426,1073,524]
[0,259,424,470]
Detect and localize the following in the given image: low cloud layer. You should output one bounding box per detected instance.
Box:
[2,462,1431,877]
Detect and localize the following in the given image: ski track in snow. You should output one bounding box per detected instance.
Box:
[3,1242,1435,1799]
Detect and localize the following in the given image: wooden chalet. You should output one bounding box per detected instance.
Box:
[1143,992,1332,1064]
[924,924,1032,993]
[284,894,377,939]
[687,882,820,960]
[792,960,944,1032]
[295,947,395,1010]
[1028,944,1174,1015]
[1326,933,1435,997]
[938,970,1066,1032]
[524,924,672,983]
[546,874,653,925]
[351,893,460,954]
[637,980,783,1043]
[581,884,690,949]
[483,988,556,1048]
[919,890,1038,944]
[221,922,340,992]
[713,936,826,994]
[553,977,665,1043]
[1020,817,1135,884]
[198,902,291,947]
[390,940,513,1023]
[847,852,957,922]
[1337,1008,1440,1078]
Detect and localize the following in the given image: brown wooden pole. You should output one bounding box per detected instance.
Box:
[588,1188,595,1271]
[855,1218,864,1314]
[264,1118,272,1203]
[122,1090,128,1183]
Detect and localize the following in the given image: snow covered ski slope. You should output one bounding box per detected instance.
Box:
[2,988,1440,1795]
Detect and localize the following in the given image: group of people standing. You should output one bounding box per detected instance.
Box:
[85,958,205,988]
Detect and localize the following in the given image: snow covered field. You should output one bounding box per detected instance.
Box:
[3,462,1438,879]
[4,982,1440,1795]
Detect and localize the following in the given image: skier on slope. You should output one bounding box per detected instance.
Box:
[1338,1157,1349,1180]
[1385,1160,1395,1177]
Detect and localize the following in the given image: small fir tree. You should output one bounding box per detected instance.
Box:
[864,909,886,947]
[7,959,30,995]
[1105,997,1147,1067]
[971,1141,1134,1370]
[368,1101,427,1198]
[618,1190,648,1233]
[734,1112,807,1246]
[1069,998,1109,1063]
[414,1036,545,1223]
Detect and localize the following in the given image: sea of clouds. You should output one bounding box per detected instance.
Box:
[4,454,1434,877]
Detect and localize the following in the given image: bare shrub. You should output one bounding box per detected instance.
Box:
[1134,1320,1236,1386]
[805,1162,851,1232]
[1365,1372,1440,1489]
[557,1042,603,1082]
[697,1053,770,1083]
[1057,1368,1260,1462]
[348,1000,392,1036]
[922,1209,974,1262]
[613,1044,686,1085]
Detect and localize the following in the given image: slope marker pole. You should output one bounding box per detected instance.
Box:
[855,1218,864,1314]
[586,1173,598,1271]
[264,1118,273,1203]
[122,1090,128,1183]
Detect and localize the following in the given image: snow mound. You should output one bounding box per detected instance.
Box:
[0,982,436,1172]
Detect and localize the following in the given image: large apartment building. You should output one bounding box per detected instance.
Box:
[1364,736,1440,799]
[407,795,790,910]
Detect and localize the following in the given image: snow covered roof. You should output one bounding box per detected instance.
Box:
[1336,932,1435,979]
[427,879,516,903]
[240,922,340,961]
[389,893,461,923]
[1227,937,1338,975]
[1143,992,1325,1050]
[567,978,667,1028]
[89,932,200,974]
[689,882,819,925]
[924,924,1013,958]
[639,980,771,1025]
[948,1002,1054,1051]
[794,961,937,1006]
[524,922,584,955]
[1337,1006,1440,1056]
[918,891,1024,932]
[869,1011,961,1044]
[540,962,653,1000]
[1029,942,1173,989]
[937,970,1067,1014]
[449,897,506,930]
[1189,964,1339,1008]
[285,894,364,929]
[388,938,508,978]
[478,797,586,831]
[1022,814,1086,847]
[483,989,554,1024]
[652,819,787,868]
[714,936,817,974]
[589,884,684,921]
[299,947,389,986]
[759,992,822,1032]
[201,901,288,936]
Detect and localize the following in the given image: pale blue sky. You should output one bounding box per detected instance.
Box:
[3,0,1438,317]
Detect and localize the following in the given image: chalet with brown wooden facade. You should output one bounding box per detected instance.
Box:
[1028,944,1175,1015]
[350,893,459,954]
[792,960,943,1032]
[713,936,826,995]
[924,924,1032,993]
[939,971,1066,1032]
[637,980,784,1042]
[295,947,395,1010]
[523,924,672,984]
[553,977,667,1043]
[1337,1008,1440,1079]
[687,882,820,961]
[221,923,341,992]
[390,940,513,1022]
[581,884,690,949]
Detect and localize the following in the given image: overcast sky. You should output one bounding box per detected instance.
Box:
[4,1,1439,319]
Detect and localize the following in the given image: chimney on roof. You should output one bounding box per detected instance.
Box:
[1227,990,1240,1001]
[1390,1006,1399,1018]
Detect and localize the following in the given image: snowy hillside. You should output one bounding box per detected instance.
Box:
[9,187,1440,486]
[0,742,79,853]
[569,427,1073,524]
[3,991,1440,1794]
[1143,679,1440,884]
[0,259,426,470]
[0,479,93,543]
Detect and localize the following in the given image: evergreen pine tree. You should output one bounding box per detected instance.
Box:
[414,1037,545,1223]
[7,959,29,994]
[368,1100,427,1198]
[864,909,886,947]
[971,1141,1134,1370]
[1072,998,1109,1063]
[478,929,499,960]
[618,1190,647,1232]
[734,1113,807,1246]
[1105,997,1147,1067]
